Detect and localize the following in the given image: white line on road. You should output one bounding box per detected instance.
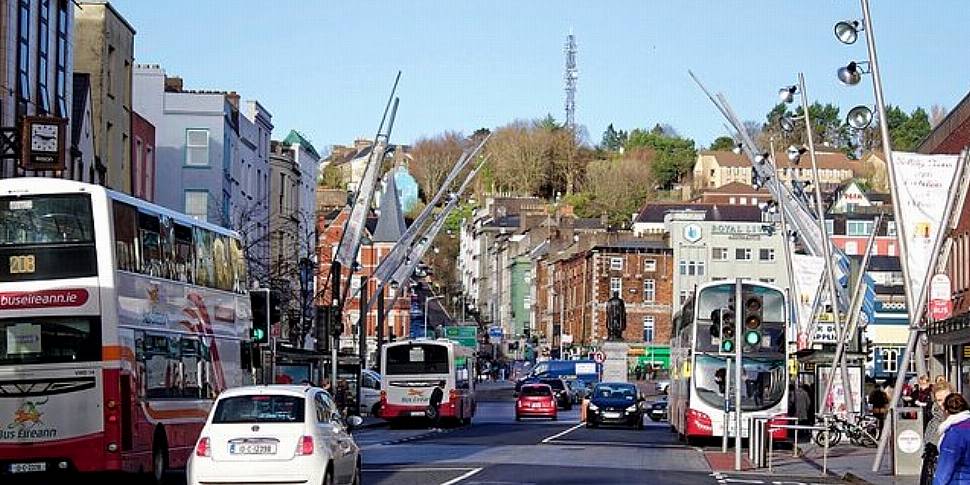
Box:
[439,467,483,485]
[540,423,583,443]
[362,467,479,472]
[542,439,689,449]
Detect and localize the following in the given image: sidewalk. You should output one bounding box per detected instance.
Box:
[751,442,918,485]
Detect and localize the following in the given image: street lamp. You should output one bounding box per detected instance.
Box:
[833,20,863,45]
[786,145,807,164]
[778,86,797,104]
[424,295,444,338]
[836,61,870,86]
[846,105,874,130]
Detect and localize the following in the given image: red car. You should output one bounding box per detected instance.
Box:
[516,384,558,421]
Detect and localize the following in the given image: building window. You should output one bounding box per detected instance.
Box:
[736,248,752,261]
[887,221,897,237]
[610,277,622,295]
[729,197,736,205]
[740,197,747,205]
[881,347,898,373]
[643,279,656,302]
[679,260,705,276]
[106,45,115,96]
[36,0,52,114]
[16,0,30,115]
[184,190,209,221]
[643,316,655,343]
[55,0,68,116]
[679,260,687,275]
[759,278,774,283]
[825,220,834,235]
[847,221,873,236]
[759,248,775,262]
[712,247,729,261]
[751,198,758,205]
[186,129,210,166]
[887,243,896,257]
[845,241,859,255]
[679,290,690,306]
[643,259,657,272]
[610,257,623,271]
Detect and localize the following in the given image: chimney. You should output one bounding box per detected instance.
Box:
[225,91,240,109]
[164,76,183,92]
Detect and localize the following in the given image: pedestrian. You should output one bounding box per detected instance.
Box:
[932,393,970,485]
[795,383,812,426]
[914,375,935,425]
[868,383,889,430]
[334,379,349,415]
[427,381,445,431]
[921,382,953,485]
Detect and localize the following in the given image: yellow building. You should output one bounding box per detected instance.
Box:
[74,1,135,193]
[691,150,876,192]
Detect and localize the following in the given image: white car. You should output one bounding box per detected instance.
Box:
[187,385,363,485]
[359,370,382,416]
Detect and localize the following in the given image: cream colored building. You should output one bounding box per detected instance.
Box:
[74,1,135,193]
[692,150,875,192]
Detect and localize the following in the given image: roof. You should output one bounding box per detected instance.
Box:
[573,218,607,230]
[634,202,762,223]
[372,175,407,243]
[282,130,321,159]
[700,181,770,195]
[699,150,864,171]
[71,73,91,143]
[591,240,670,252]
[919,89,970,154]
[483,215,521,229]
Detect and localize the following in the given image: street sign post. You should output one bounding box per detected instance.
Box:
[592,351,605,364]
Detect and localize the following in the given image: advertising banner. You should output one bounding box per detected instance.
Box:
[792,254,826,343]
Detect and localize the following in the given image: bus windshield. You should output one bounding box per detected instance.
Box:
[0,317,101,365]
[385,343,450,375]
[693,354,786,411]
[0,195,94,246]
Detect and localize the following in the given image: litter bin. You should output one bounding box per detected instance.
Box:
[892,407,923,476]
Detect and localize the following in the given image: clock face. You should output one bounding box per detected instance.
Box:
[31,123,59,152]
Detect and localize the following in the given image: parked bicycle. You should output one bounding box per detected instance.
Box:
[813,414,881,448]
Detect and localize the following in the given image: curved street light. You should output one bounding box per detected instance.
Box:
[778,86,797,104]
[834,20,863,44]
[837,61,870,86]
[846,105,874,129]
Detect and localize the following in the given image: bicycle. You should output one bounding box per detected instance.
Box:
[813,413,881,448]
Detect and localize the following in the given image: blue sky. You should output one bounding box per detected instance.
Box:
[113,1,969,151]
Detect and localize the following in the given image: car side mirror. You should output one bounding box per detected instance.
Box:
[346,415,364,430]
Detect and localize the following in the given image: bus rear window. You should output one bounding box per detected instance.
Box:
[0,317,101,365]
[212,395,305,423]
[385,344,450,375]
[0,195,94,246]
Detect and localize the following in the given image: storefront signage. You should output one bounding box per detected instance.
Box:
[929,274,953,321]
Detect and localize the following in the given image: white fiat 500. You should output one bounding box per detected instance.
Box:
[187,385,363,485]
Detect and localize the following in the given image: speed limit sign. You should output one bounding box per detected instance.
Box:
[593,351,606,364]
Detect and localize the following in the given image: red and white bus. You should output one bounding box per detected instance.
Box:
[379,339,476,424]
[669,280,790,442]
[0,178,253,481]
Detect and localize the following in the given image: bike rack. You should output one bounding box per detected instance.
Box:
[767,421,831,476]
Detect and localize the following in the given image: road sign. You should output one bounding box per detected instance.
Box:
[593,351,605,364]
[444,326,478,348]
[488,326,503,342]
[930,274,953,321]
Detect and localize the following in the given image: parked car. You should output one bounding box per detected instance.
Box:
[648,396,669,422]
[359,369,382,416]
[586,382,645,429]
[538,378,572,410]
[515,384,558,421]
[187,385,364,485]
[655,379,670,395]
[565,378,592,403]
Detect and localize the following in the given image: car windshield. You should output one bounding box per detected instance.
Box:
[212,395,305,423]
[693,354,786,411]
[593,384,637,400]
[521,386,552,397]
[540,379,564,391]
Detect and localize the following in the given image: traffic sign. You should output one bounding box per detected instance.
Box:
[930,274,953,321]
[593,351,605,364]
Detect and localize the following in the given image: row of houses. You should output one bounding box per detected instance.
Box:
[0,1,321,322]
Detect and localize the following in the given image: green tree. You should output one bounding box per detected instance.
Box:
[624,129,697,189]
[318,163,345,189]
[537,114,560,132]
[709,136,736,151]
[890,107,931,151]
[600,123,628,152]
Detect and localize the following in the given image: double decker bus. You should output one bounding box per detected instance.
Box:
[669,280,790,442]
[379,339,476,424]
[0,179,253,481]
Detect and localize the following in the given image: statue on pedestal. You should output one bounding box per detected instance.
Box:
[606,291,627,341]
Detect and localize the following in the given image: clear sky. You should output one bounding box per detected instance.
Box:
[112,0,969,151]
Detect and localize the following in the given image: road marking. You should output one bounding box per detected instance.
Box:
[542,439,689,449]
[362,467,480,472]
[540,423,583,443]
[440,467,483,485]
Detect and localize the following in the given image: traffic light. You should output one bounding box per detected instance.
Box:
[269,290,283,328]
[249,289,270,344]
[717,306,736,355]
[314,306,330,352]
[742,294,764,350]
[864,338,874,362]
[329,306,343,339]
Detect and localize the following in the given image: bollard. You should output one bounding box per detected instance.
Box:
[892,407,924,476]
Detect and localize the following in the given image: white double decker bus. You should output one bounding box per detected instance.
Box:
[669,280,790,443]
[0,178,252,481]
[379,339,476,425]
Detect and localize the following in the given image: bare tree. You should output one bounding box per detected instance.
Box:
[410,131,466,200]
[930,104,948,128]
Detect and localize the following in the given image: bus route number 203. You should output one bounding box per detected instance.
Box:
[9,255,36,274]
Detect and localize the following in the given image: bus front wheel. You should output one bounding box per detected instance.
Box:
[151,427,169,485]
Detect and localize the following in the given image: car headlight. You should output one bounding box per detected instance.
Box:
[626,405,638,413]
[588,403,599,412]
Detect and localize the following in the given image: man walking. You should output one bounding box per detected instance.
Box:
[428,381,445,431]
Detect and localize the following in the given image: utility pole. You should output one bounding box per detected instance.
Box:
[734,279,743,471]
[563,30,578,129]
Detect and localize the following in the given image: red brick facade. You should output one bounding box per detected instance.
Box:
[130,111,155,202]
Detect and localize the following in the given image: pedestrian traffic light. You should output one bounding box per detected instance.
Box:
[249,289,270,344]
[717,306,736,355]
[742,294,764,351]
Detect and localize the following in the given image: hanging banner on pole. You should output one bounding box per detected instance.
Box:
[792,254,826,344]
[930,273,953,321]
[890,152,961,307]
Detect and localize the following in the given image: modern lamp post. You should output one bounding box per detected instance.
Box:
[425,295,444,338]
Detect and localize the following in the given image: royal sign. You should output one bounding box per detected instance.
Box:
[0,289,89,310]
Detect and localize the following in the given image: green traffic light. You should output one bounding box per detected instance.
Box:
[721,340,734,352]
[252,328,266,341]
[744,330,761,346]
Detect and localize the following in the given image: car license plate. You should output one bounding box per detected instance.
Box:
[411,411,425,417]
[229,443,277,455]
[603,412,621,419]
[9,463,46,473]
[531,403,541,408]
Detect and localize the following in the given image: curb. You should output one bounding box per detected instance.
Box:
[841,472,878,485]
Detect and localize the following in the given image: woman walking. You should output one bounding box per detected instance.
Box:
[933,393,970,485]
[921,383,952,485]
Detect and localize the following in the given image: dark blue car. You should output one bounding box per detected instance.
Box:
[586,382,644,429]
